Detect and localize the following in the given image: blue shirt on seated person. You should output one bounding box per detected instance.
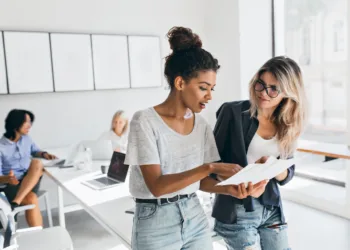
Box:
[0,135,41,180]
[0,109,57,227]
[0,109,57,185]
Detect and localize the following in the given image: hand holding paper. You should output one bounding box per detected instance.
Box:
[224,181,268,199]
[217,156,294,186]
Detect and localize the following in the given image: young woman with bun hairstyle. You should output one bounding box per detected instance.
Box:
[125,27,265,250]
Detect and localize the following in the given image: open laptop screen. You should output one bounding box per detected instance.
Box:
[107,151,129,182]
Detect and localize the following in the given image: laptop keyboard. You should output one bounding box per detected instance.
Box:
[94,177,119,185]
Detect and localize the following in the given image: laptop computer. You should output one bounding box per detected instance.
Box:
[44,144,81,168]
[82,151,129,190]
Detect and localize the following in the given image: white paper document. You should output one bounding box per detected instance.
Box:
[217,156,295,186]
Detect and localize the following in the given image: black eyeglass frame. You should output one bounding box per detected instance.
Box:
[254,79,281,98]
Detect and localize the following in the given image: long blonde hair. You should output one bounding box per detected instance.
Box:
[249,56,307,159]
[111,110,128,135]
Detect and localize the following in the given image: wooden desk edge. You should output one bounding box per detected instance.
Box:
[297,148,350,160]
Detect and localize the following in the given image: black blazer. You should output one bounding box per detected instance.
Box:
[211,100,294,224]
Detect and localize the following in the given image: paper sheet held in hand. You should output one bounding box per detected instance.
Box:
[216,156,294,186]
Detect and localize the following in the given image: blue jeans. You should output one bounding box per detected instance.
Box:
[214,199,291,250]
[132,194,213,250]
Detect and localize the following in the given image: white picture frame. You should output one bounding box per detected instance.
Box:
[128,36,162,88]
[91,35,130,90]
[0,32,7,94]
[4,31,53,94]
[50,33,94,92]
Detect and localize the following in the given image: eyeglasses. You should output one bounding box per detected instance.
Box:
[254,80,281,98]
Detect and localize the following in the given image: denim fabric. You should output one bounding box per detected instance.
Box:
[132,194,213,250]
[214,199,291,250]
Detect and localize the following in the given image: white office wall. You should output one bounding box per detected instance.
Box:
[201,0,273,126]
[0,0,206,149]
[0,0,272,210]
[0,0,272,145]
[202,0,242,127]
[0,0,207,209]
[238,0,273,100]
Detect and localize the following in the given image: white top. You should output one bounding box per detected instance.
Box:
[246,133,280,164]
[98,130,128,153]
[125,107,220,199]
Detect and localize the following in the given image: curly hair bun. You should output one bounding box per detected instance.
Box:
[167,26,202,52]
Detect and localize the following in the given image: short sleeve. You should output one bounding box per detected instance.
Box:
[124,112,160,166]
[203,124,221,164]
[29,137,40,155]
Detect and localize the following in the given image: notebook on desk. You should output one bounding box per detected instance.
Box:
[82,151,129,190]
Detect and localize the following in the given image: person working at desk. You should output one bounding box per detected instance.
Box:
[201,56,307,250]
[125,26,266,250]
[99,110,128,152]
[0,109,57,227]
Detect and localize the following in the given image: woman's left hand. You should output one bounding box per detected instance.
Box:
[43,153,58,160]
[275,170,288,181]
[250,180,269,198]
[255,156,269,164]
[255,156,287,181]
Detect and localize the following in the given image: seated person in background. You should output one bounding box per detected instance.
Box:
[0,109,57,227]
[99,110,128,152]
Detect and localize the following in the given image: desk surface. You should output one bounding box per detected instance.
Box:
[43,147,133,247]
[297,139,350,160]
[43,147,218,248]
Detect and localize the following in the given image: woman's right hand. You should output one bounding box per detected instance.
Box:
[225,183,251,199]
[207,163,242,177]
[225,180,269,199]
[7,170,19,185]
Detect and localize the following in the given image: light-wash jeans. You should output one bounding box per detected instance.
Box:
[214,199,291,250]
[132,194,213,250]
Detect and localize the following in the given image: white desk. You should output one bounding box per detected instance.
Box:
[44,164,133,248]
[43,148,221,249]
[43,147,133,249]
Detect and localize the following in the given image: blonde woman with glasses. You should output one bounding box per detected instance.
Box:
[200,56,307,250]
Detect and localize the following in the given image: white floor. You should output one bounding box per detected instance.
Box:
[18,200,350,250]
[284,201,350,250]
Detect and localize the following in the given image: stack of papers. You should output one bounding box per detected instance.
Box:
[217,156,295,186]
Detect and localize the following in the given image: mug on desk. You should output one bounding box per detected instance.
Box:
[101,165,107,174]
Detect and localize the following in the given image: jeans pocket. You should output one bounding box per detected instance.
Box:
[137,203,158,220]
[235,204,245,214]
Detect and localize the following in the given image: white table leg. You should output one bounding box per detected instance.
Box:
[57,186,66,228]
[346,160,350,216]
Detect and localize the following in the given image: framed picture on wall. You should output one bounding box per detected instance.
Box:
[0,32,7,94]
[4,31,54,94]
[128,36,162,88]
[50,33,94,92]
[91,34,130,90]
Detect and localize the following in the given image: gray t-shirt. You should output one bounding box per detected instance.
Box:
[124,107,220,199]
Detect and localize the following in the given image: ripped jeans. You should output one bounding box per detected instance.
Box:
[214,199,291,250]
